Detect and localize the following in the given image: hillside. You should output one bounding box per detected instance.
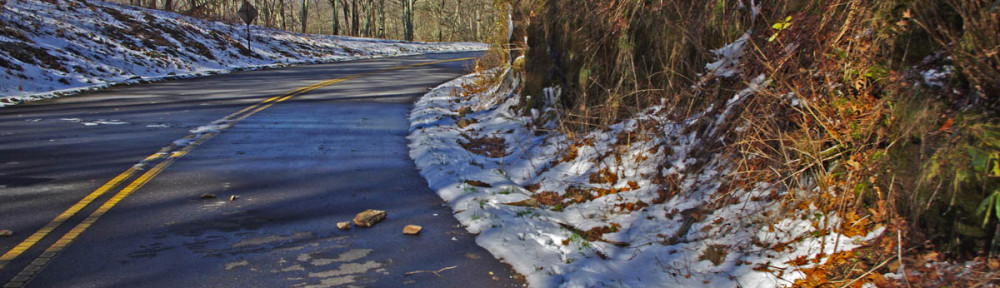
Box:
[0,0,484,106]
[407,0,1000,287]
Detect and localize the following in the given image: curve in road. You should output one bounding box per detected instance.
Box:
[0,52,523,288]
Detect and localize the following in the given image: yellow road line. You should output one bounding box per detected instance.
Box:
[2,134,216,287]
[0,158,155,270]
[0,56,476,286]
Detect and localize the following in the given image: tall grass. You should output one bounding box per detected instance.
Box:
[482,0,1000,280]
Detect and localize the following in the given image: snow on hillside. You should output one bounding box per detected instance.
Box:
[409,42,884,287]
[0,0,485,106]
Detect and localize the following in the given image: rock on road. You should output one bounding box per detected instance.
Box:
[0,52,523,287]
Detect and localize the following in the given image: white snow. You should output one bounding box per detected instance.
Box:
[704,32,751,79]
[408,34,884,287]
[920,65,953,88]
[0,0,486,106]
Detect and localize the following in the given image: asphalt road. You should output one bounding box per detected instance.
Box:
[0,52,523,287]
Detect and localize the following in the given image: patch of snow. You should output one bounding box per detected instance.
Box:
[704,32,751,79]
[408,73,884,287]
[920,66,953,88]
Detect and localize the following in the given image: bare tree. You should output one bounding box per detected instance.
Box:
[108,0,495,42]
[327,0,339,34]
[399,0,416,41]
[299,0,308,33]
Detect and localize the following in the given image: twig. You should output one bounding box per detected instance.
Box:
[405,266,458,278]
[899,230,912,288]
[838,256,894,288]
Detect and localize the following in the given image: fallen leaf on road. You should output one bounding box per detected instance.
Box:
[403,225,422,235]
[0,230,12,237]
[229,195,239,201]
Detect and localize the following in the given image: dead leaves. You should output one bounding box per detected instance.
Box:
[463,180,492,188]
[588,168,619,184]
[613,201,648,213]
[531,191,563,206]
[558,138,594,164]
[458,134,509,158]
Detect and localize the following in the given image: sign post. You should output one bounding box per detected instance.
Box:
[237,1,258,52]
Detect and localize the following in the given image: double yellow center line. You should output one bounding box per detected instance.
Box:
[0,57,476,287]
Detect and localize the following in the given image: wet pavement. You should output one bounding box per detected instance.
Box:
[0,52,524,287]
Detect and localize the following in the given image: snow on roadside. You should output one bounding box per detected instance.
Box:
[409,74,884,288]
[409,41,884,287]
[0,0,485,106]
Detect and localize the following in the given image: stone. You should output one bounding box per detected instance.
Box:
[402,225,422,235]
[337,221,351,230]
[353,210,386,228]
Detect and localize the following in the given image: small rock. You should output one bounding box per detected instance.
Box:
[200,193,216,199]
[0,230,12,237]
[353,209,387,228]
[402,225,422,235]
[337,221,351,230]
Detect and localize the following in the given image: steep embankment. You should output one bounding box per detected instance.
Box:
[412,0,1000,287]
[0,0,484,106]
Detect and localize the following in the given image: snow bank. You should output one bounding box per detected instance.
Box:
[0,0,485,106]
[408,33,885,288]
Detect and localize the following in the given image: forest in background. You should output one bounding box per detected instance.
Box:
[107,0,496,42]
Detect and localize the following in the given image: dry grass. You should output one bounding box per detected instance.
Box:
[475,0,1000,285]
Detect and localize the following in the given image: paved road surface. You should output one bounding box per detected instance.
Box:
[0,52,523,287]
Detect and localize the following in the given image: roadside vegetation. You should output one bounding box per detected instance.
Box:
[474,0,1000,286]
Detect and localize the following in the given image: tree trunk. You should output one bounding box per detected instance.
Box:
[328,0,339,35]
[436,0,444,42]
[279,0,286,30]
[361,0,370,37]
[351,0,361,36]
[401,0,416,41]
[300,0,308,33]
[340,0,351,36]
[378,0,385,38]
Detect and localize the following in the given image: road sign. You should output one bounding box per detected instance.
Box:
[238,1,257,25]
[237,1,257,52]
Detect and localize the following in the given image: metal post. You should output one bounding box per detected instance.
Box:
[246,23,251,52]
